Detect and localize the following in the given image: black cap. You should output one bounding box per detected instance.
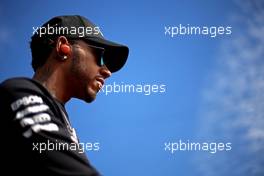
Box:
[32,15,129,73]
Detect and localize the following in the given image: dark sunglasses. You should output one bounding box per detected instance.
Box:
[85,44,105,67]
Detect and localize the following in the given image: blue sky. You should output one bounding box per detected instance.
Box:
[1,0,263,175]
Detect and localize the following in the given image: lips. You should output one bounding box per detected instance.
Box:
[95,77,105,89]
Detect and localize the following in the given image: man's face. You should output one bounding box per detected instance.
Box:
[69,40,111,102]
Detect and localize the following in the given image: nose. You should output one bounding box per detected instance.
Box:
[100,65,112,79]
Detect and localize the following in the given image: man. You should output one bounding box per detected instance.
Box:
[0,15,129,175]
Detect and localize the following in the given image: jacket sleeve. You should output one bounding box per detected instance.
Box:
[0,79,100,176]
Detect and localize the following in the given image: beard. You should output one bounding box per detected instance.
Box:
[70,46,97,103]
[83,85,96,103]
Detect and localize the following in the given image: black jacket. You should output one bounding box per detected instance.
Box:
[0,77,99,176]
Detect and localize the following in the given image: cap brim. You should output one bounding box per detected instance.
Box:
[83,37,129,73]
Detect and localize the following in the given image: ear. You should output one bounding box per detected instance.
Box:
[56,36,71,60]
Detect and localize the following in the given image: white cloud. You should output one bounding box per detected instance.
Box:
[195,1,264,175]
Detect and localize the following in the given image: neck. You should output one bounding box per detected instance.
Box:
[33,64,71,104]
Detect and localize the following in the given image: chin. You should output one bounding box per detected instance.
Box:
[83,87,97,103]
[84,95,96,103]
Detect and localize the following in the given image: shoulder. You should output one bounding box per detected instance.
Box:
[1,77,39,91]
[0,77,61,136]
[0,77,56,116]
[0,77,51,100]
